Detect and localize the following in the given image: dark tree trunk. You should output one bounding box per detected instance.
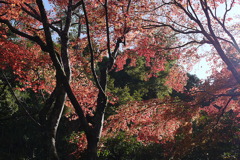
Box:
[47,85,67,160]
[84,62,109,159]
[86,132,99,160]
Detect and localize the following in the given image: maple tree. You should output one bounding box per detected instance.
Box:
[94,0,240,153]
[138,1,240,157]
[143,0,240,83]
[0,0,184,159]
[96,69,239,159]
[167,68,240,159]
[1,0,239,159]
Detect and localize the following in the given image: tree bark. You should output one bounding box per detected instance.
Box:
[85,132,99,160]
[47,85,67,159]
[84,62,109,159]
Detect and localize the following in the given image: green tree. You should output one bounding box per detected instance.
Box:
[108,56,172,105]
[98,132,164,160]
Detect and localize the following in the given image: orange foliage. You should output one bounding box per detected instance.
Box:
[103,98,198,144]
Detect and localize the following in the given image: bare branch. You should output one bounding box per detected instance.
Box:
[126,0,131,13]
[72,0,83,10]
[63,0,73,33]
[208,2,240,53]
[21,4,41,20]
[21,3,61,34]
[0,19,48,52]
[187,0,200,21]
[23,2,39,17]
[194,90,240,98]
[223,0,234,26]
[159,40,210,50]
[142,23,202,35]
[82,0,106,96]
[146,1,174,13]
[215,97,233,126]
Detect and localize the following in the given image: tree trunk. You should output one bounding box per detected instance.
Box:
[84,63,108,159]
[86,132,99,160]
[46,29,71,159]
[85,112,106,160]
[47,85,67,160]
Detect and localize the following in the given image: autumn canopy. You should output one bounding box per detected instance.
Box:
[0,0,239,159]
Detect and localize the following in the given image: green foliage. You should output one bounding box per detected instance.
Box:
[0,69,44,159]
[0,71,18,118]
[108,57,171,105]
[98,132,164,160]
[183,110,240,160]
[0,69,76,159]
[0,83,19,118]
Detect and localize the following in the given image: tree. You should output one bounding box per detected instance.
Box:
[1,1,239,159]
[143,0,240,84]
[140,2,240,157]
[0,68,77,159]
[98,132,164,160]
[99,69,240,159]
[107,54,173,106]
[167,68,240,159]
[1,0,181,159]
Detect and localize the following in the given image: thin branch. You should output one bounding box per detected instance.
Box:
[97,0,104,6]
[200,0,216,42]
[21,3,61,34]
[223,0,234,26]
[21,4,41,21]
[142,23,202,34]
[72,0,83,10]
[193,89,240,98]
[23,2,39,17]
[159,40,210,50]
[63,0,73,33]
[174,0,199,22]
[215,96,233,126]
[146,1,173,13]
[82,0,106,96]
[208,1,240,54]
[187,0,200,21]
[104,0,112,59]
[24,2,62,34]
[143,18,202,34]
[126,0,131,13]
[0,19,48,52]
[215,36,235,46]
[172,0,214,44]
[1,70,41,126]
